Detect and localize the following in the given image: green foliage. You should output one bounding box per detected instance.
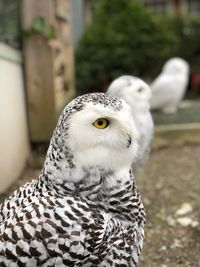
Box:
[23,16,55,40]
[32,16,45,33]
[166,15,200,73]
[75,0,178,94]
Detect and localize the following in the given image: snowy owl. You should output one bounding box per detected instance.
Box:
[107,75,154,174]
[150,57,190,114]
[0,93,146,267]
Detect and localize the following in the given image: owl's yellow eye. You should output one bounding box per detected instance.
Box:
[93,118,109,129]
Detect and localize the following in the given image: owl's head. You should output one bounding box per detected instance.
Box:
[162,57,189,75]
[107,75,151,112]
[45,93,138,180]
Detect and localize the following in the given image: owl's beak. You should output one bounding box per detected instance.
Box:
[127,134,132,148]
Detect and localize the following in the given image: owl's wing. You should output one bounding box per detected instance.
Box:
[0,179,145,267]
[150,74,177,109]
[0,180,36,222]
[132,113,154,173]
[0,195,108,266]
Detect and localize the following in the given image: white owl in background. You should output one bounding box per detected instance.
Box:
[107,75,154,174]
[150,57,190,114]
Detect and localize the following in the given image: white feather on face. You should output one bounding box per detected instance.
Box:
[107,75,154,174]
[150,57,190,114]
[107,75,152,112]
[68,100,138,173]
[162,57,189,75]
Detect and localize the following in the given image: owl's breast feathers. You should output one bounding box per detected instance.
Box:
[0,171,145,266]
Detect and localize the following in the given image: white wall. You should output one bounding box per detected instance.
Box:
[0,44,29,193]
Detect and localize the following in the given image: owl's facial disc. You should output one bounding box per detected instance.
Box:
[107,75,152,110]
[68,102,138,171]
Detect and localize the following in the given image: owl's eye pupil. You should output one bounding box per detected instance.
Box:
[98,120,103,126]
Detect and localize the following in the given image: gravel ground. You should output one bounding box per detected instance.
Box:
[138,142,200,267]
[1,139,200,267]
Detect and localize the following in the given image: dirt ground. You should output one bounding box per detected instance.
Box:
[138,142,200,267]
[1,138,200,267]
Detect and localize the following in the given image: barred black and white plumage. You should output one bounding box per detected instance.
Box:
[0,93,146,267]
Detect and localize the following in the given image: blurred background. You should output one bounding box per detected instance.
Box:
[0,0,200,266]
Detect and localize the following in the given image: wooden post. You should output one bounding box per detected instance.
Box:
[21,0,75,142]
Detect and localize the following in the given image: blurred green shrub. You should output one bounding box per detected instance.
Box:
[166,15,200,73]
[75,0,178,94]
